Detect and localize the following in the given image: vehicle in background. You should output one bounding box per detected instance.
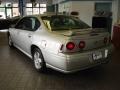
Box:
[0,16,21,30]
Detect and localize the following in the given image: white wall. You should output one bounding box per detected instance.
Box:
[52,0,65,4]
[71,1,94,26]
[58,0,113,26]
[111,0,119,24]
[114,0,120,22]
[59,1,94,26]
[59,2,72,13]
[111,0,120,37]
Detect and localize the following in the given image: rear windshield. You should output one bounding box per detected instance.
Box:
[41,15,90,31]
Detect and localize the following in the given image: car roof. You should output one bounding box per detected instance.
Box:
[23,13,73,18]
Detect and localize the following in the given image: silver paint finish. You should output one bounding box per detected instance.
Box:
[9,14,114,73]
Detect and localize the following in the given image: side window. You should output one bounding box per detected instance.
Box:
[30,17,40,31]
[15,17,40,31]
[15,17,32,30]
[15,18,25,29]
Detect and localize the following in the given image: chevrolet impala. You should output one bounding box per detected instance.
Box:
[8,14,113,73]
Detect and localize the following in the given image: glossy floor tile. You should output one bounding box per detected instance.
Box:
[0,32,120,90]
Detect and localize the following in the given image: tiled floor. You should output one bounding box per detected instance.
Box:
[0,31,120,90]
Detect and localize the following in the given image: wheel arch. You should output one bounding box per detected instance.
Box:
[31,44,47,71]
[31,45,40,55]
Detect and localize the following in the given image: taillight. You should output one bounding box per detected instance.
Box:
[104,37,108,44]
[66,42,75,50]
[79,41,85,49]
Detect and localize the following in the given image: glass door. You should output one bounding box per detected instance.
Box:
[6,8,12,18]
[0,3,5,19]
[6,3,12,18]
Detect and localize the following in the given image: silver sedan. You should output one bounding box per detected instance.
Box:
[8,14,113,73]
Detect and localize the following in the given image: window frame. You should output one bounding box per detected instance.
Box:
[15,17,40,31]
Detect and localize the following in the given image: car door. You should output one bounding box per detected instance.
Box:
[9,27,18,46]
[10,18,25,47]
[15,17,40,55]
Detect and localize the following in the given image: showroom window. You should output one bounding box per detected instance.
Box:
[0,3,19,19]
[0,3,5,19]
[12,3,19,17]
[26,3,46,15]
[0,3,46,19]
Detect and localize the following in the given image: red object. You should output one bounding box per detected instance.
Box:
[79,41,85,49]
[112,25,120,49]
[66,42,75,50]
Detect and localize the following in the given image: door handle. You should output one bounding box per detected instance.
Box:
[28,34,32,38]
[28,35,32,38]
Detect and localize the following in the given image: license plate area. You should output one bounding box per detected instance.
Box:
[93,52,102,60]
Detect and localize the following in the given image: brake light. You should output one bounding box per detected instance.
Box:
[104,37,108,44]
[79,41,85,49]
[66,42,75,50]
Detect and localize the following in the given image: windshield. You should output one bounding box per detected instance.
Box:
[41,15,90,30]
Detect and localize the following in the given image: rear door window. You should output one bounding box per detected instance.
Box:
[15,17,40,31]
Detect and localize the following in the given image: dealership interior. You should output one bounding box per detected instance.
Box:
[0,0,120,90]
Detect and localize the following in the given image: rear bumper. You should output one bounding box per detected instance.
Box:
[45,44,113,73]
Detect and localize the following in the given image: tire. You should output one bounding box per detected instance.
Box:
[8,35,14,47]
[32,48,46,72]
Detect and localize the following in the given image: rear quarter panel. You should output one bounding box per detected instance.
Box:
[31,26,68,64]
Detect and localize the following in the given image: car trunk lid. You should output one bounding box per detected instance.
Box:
[53,28,110,52]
